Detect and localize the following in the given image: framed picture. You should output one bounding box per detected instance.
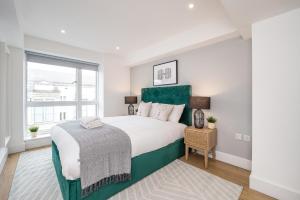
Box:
[153,60,178,86]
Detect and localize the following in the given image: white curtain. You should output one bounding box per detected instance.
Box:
[0,42,9,148]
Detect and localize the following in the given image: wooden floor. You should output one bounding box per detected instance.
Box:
[0,148,275,200]
[0,152,20,200]
[180,153,275,200]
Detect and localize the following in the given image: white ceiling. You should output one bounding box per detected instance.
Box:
[220,0,300,39]
[16,0,229,54]
[0,0,23,47]
[10,0,300,65]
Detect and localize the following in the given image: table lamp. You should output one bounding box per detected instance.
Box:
[125,96,137,115]
[189,96,210,128]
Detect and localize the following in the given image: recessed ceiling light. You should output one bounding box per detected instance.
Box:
[188,3,195,9]
[116,46,120,50]
[60,29,66,34]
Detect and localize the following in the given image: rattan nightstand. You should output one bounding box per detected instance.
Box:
[184,126,217,168]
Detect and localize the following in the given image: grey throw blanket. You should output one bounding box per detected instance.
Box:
[58,121,131,197]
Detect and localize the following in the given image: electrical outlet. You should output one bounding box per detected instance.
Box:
[235,133,242,140]
[243,135,251,142]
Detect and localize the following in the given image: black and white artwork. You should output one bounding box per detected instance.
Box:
[153,60,178,86]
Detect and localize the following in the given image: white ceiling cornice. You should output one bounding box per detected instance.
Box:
[126,20,240,66]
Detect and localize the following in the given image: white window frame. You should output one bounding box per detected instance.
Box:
[25,51,99,137]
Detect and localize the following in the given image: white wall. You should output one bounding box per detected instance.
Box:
[251,8,300,200]
[131,38,252,162]
[102,54,130,116]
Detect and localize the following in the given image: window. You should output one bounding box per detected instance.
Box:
[26,51,99,136]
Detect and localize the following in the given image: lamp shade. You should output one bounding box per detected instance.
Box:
[125,96,137,104]
[189,96,210,109]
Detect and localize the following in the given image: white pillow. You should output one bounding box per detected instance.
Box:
[149,103,160,118]
[168,104,185,123]
[156,104,174,121]
[136,101,152,117]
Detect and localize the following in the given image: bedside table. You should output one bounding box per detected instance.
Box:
[184,126,217,168]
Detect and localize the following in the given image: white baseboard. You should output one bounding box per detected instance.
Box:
[25,135,52,150]
[0,147,8,175]
[8,143,25,154]
[215,151,252,170]
[196,150,252,170]
[250,174,300,200]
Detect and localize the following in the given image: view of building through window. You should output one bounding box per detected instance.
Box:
[26,61,98,135]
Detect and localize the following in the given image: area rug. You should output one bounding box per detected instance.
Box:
[9,148,242,200]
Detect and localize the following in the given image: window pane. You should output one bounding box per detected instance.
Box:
[27,106,76,133]
[27,62,76,102]
[81,70,96,101]
[82,105,97,118]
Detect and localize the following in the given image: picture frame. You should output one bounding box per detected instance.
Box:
[153,60,178,86]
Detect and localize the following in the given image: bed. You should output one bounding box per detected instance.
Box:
[52,85,192,200]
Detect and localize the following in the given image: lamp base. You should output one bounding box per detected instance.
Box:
[128,104,134,115]
[194,109,204,129]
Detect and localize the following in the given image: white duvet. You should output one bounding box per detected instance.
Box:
[51,115,186,180]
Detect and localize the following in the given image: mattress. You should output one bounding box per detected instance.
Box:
[51,115,186,180]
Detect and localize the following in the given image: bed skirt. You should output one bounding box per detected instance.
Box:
[52,138,184,200]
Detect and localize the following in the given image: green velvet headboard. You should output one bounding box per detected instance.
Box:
[141,85,192,126]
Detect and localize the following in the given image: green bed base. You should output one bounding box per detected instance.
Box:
[52,139,184,200]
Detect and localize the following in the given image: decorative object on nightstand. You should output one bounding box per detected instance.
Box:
[189,96,210,128]
[184,126,217,168]
[207,116,217,129]
[125,96,137,115]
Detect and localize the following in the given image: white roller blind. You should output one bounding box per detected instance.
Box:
[25,51,99,71]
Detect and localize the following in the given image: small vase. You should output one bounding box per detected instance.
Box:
[31,132,37,138]
[207,123,216,129]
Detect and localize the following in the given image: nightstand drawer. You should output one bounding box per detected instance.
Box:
[184,130,207,148]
